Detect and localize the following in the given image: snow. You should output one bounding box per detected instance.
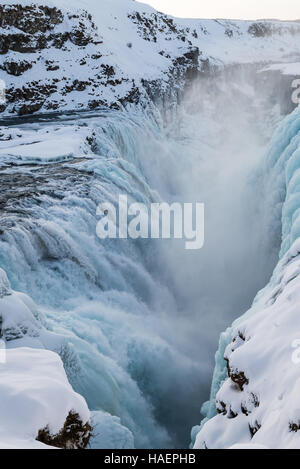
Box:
[45,0,300,66]
[194,104,300,449]
[0,125,91,162]
[261,62,300,76]
[1,0,300,114]
[229,443,268,449]
[0,347,90,449]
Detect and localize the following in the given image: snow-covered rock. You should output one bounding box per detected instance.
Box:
[0,347,90,449]
[0,266,93,449]
[194,104,300,450]
[1,0,300,115]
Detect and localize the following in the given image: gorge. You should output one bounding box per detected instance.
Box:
[1,0,300,450]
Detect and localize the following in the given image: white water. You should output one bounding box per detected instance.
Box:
[0,82,282,447]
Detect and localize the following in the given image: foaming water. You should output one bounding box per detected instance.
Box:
[0,96,281,447]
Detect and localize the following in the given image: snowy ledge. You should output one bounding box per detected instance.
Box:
[0,268,91,449]
[0,347,91,449]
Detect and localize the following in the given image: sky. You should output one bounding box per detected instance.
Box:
[139,0,300,20]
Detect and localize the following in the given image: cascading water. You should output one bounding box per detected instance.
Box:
[0,72,283,448]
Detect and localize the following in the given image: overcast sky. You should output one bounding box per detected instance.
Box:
[139,0,300,20]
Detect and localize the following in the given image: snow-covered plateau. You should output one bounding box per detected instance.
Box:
[1,0,300,450]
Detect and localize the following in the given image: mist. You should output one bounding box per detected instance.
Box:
[131,65,284,442]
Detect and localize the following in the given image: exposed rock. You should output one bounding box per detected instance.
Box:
[36,411,92,449]
[1,59,33,76]
[249,421,261,438]
[248,22,273,37]
[228,368,249,391]
[128,10,186,43]
[0,4,63,34]
[289,422,300,433]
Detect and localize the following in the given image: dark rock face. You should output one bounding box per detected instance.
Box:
[228,369,249,391]
[289,422,300,432]
[248,22,273,37]
[0,4,99,51]
[248,21,300,38]
[128,10,197,44]
[0,4,64,34]
[249,421,261,438]
[36,411,92,449]
[1,59,33,76]
[0,4,107,115]
[0,4,65,54]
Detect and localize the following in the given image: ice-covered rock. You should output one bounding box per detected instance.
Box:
[90,411,134,449]
[0,267,42,341]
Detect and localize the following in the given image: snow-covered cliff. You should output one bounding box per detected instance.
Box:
[194,106,300,449]
[1,0,300,115]
[0,268,92,449]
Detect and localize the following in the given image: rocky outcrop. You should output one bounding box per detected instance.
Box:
[0,4,105,114]
[128,10,194,44]
[0,2,203,116]
[0,4,63,33]
[0,4,99,51]
[37,411,92,449]
[248,21,300,38]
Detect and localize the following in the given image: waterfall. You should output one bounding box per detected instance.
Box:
[0,78,282,447]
